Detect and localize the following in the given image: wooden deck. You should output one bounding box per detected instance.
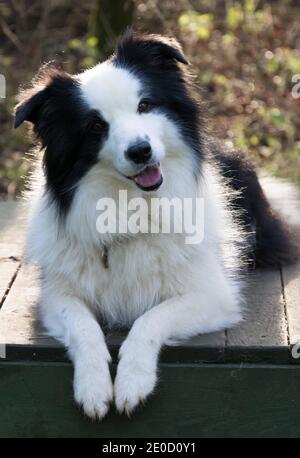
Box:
[0,176,300,437]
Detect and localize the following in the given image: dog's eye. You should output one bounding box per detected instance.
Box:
[89,120,105,133]
[138,100,152,114]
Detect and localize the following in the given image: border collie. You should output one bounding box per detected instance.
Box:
[14,31,295,419]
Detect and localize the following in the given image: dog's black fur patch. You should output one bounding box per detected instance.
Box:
[212,145,298,268]
[14,69,108,216]
[113,30,204,173]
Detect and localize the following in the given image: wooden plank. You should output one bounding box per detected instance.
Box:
[260,175,300,202]
[0,201,25,258]
[227,269,289,360]
[0,265,58,349]
[106,329,224,348]
[1,362,300,438]
[0,259,19,305]
[260,175,300,229]
[0,202,23,309]
[283,262,300,347]
[262,176,300,358]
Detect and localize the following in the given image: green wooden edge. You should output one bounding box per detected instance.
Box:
[0,342,294,365]
[1,362,300,438]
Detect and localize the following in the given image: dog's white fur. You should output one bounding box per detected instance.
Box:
[25,62,244,418]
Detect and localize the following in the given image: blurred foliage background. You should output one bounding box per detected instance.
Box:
[0,0,299,199]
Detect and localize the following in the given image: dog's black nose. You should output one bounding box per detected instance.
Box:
[126,141,152,164]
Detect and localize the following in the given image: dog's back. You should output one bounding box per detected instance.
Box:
[210,142,298,268]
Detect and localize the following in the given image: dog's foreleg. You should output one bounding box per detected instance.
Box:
[114,259,242,415]
[41,291,113,419]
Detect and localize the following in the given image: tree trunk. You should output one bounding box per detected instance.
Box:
[90,0,135,59]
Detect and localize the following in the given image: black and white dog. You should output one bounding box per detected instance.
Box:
[14,31,295,419]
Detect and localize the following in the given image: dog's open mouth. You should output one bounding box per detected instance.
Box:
[129,163,163,191]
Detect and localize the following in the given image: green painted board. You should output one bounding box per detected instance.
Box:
[1,362,300,438]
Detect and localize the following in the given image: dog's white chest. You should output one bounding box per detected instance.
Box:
[89,234,190,327]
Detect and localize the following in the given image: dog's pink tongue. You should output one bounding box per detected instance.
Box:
[133,164,161,188]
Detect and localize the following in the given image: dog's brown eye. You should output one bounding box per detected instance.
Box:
[92,122,103,131]
[138,100,151,114]
[89,120,105,133]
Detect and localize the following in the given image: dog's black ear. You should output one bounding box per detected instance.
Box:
[147,35,189,65]
[14,66,70,129]
[14,88,48,128]
[116,30,189,67]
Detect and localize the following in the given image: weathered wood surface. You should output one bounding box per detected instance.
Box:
[227,270,288,348]
[0,202,23,312]
[0,259,19,305]
[283,263,300,346]
[0,201,25,258]
[0,176,299,364]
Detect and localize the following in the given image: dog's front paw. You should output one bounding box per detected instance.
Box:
[74,364,113,420]
[114,339,158,416]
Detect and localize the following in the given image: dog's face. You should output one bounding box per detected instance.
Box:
[80,62,166,191]
[14,31,202,214]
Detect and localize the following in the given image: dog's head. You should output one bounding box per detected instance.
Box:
[15,31,203,214]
